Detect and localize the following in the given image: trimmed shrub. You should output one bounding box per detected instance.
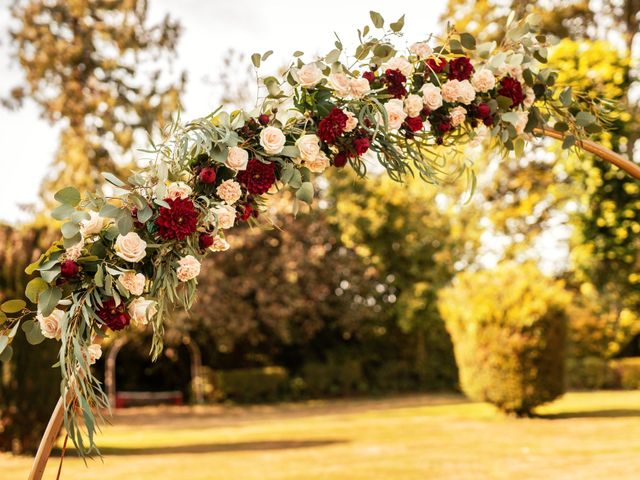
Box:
[609,357,640,389]
[439,262,570,416]
[213,367,289,403]
[301,359,365,397]
[567,356,614,390]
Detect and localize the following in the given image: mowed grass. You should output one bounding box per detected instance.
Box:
[3,391,640,480]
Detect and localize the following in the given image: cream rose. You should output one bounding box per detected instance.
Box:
[296,134,321,161]
[209,236,230,252]
[450,106,467,127]
[404,94,423,118]
[384,99,408,130]
[128,297,157,325]
[441,80,462,103]
[65,239,84,261]
[37,309,64,340]
[524,87,536,108]
[176,255,201,282]
[216,179,242,205]
[225,146,249,171]
[213,205,236,229]
[457,80,476,105]
[328,73,351,97]
[471,69,496,93]
[306,151,330,173]
[115,232,147,263]
[384,56,414,77]
[409,42,433,60]
[80,211,105,236]
[120,271,146,296]
[297,63,323,88]
[349,78,370,98]
[421,83,443,111]
[166,181,192,200]
[87,343,102,365]
[514,111,529,135]
[259,126,286,155]
[344,111,358,132]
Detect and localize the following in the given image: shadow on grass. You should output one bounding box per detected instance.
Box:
[539,409,640,419]
[59,439,346,457]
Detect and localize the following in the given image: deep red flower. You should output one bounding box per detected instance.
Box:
[97,298,131,331]
[237,159,276,195]
[155,197,199,241]
[476,103,491,118]
[405,116,424,132]
[426,57,447,74]
[447,57,474,81]
[353,137,370,156]
[317,108,348,144]
[199,233,214,250]
[60,259,79,278]
[437,119,452,133]
[198,167,217,184]
[333,152,348,168]
[382,69,407,99]
[362,71,375,84]
[498,76,525,108]
[239,203,254,221]
[483,116,494,126]
[258,114,270,125]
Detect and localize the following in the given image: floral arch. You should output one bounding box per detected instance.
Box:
[0,11,637,480]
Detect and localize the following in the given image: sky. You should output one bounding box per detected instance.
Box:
[0,0,445,223]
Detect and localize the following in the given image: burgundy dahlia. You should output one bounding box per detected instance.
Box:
[237,159,276,195]
[239,203,254,221]
[437,118,452,133]
[60,259,79,278]
[155,197,199,241]
[97,298,130,331]
[353,137,370,156]
[447,57,474,81]
[382,69,407,99]
[198,167,217,184]
[498,76,525,108]
[199,233,214,250]
[317,108,349,144]
[426,57,447,74]
[405,116,424,133]
[362,71,375,84]
[333,152,348,168]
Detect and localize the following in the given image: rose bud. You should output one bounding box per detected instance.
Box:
[333,152,348,168]
[258,114,270,125]
[198,167,217,184]
[199,233,214,250]
[60,259,80,278]
[477,103,491,119]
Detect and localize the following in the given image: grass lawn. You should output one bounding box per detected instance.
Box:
[3,390,640,479]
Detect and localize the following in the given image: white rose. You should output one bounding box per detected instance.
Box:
[421,84,443,111]
[213,205,236,229]
[328,73,351,97]
[259,126,286,155]
[349,78,370,98]
[514,111,529,135]
[306,151,330,173]
[297,63,323,88]
[471,69,496,93]
[216,179,242,205]
[441,80,462,103]
[225,146,249,171]
[404,94,423,118]
[128,297,157,326]
[457,80,476,105]
[296,134,321,161]
[450,106,467,127]
[87,343,102,365]
[166,181,192,200]
[209,236,230,252]
[343,112,358,133]
[384,99,408,130]
[384,56,414,77]
[80,211,106,236]
[176,255,201,282]
[409,42,433,60]
[120,271,146,296]
[115,232,147,263]
[65,239,84,261]
[37,309,64,340]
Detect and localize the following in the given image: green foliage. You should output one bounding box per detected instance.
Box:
[609,358,640,390]
[439,262,570,415]
[567,356,614,390]
[213,367,289,403]
[300,360,365,397]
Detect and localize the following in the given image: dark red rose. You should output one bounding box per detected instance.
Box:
[155,197,199,241]
[426,57,447,74]
[438,119,452,133]
[353,137,370,156]
[363,71,375,84]
[237,159,276,195]
[498,76,525,108]
[448,57,474,81]
[258,114,270,125]
[420,107,431,117]
[198,167,217,184]
[317,107,348,144]
[483,116,494,126]
[382,69,407,99]
[239,204,254,221]
[60,259,79,278]
[476,103,491,118]
[405,116,424,132]
[333,152,348,168]
[97,298,131,331]
[199,233,214,250]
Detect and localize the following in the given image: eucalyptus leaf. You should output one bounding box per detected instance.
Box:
[1,299,26,314]
[295,181,314,204]
[390,15,405,33]
[39,287,62,317]
[0,344,12,362]
[460,32,476,50]
[52,204,75,221]
[54,186,81,206]
[61,221,80,239]
[25,277,48,303]
[102,172,126,188]
[369,11,384,28]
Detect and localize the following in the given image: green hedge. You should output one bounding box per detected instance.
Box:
[212,366,289,403]
[439,262,570,416]
[609,357,640,389]
[567,356,615,390]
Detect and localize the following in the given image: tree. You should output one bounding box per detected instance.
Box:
[6,0,185,195]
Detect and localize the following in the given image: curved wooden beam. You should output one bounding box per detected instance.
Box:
[534,128,640,180]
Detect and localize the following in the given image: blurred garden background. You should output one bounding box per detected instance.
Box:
[1,0,640,478]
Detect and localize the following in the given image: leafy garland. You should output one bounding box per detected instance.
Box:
[0,12,609,455]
